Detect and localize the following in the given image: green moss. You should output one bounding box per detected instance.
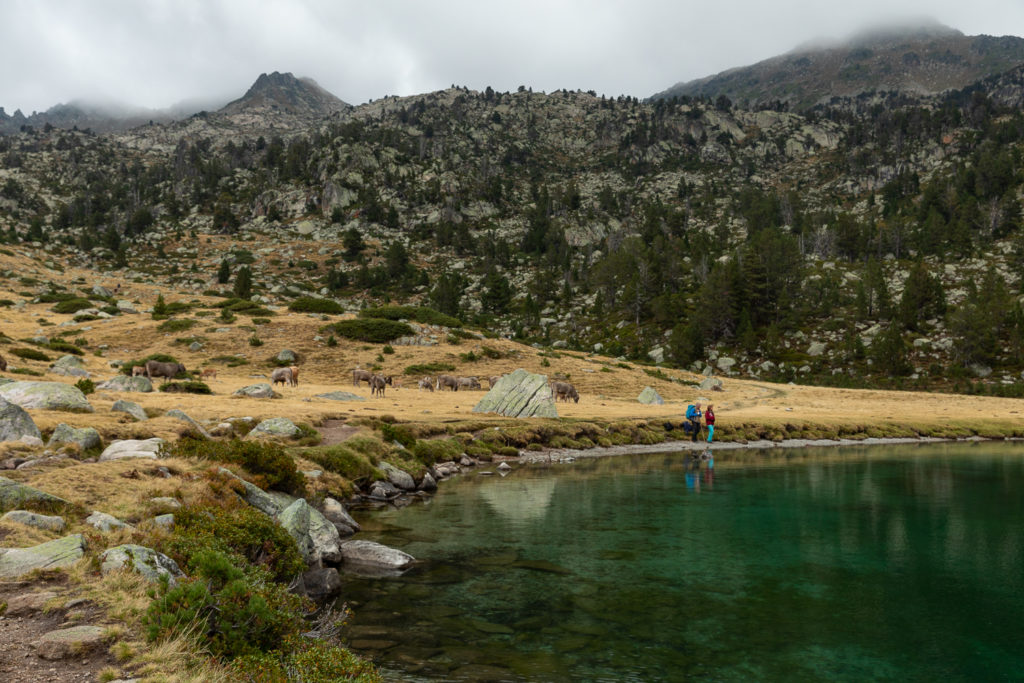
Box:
[320,318,414,343]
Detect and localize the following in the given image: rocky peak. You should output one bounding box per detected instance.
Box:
[219,71,349,117]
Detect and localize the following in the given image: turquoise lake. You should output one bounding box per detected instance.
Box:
[337,442,1024,681]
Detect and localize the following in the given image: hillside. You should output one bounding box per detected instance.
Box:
[652,24,1024,110]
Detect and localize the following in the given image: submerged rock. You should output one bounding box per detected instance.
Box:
[340,540,415,571]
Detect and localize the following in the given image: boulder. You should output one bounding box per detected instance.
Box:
[188,341,204,352]
[0,381,94,413]
[716,357,737,372]
[97,375,153,392]
[1,510,66,532]
[111,399,147,421]
[247,417,299,440]
[91,284,112,298]
[300,566,341,600]
[637,386,664,405]
[277,499,342,566]
[380,462,415,490]
[0,534,86,578]
[85,511,133,532]
[47,423,101,451]
[218,467,290,516]
[276,349,298,364]
[32,625,107,660]
[647,346,665,363]
[4,590,58,617]
[315,391,366,402]
[0,397,41,443]
[98,438,165,461]
[699,377,723,391]
[472,368,558,418]
[321,497,360,535]
[807,342,827,357]
[0,477,68,512]
[49,355,89,378]
[418,472,438,492]
[368,480,400,500]
[165,409,212,438]
[153,514,174,529]
[340,540,415,572]
[233,383,275,399]
[116,300,137,313]
[100,544,184,586]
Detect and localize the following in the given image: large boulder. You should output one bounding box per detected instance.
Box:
[49,355,89,378]
[698,377,723,391]
[0,477,69,512]
[472,368,558,418]
[218,467,292,516]
[321,497,360,536]
[0,381,94,413]
[100,544,184,586]
[379,462,416,490]
[339,540,415,573]
[807,341,827,357]
[1,510,66,532]
[277,498,342,566]
[47,423,101,451]
[111,399,147,421]
[85,511,133,532]
[0,397,41,442]
[0,534,86,578]
[637,386,664,405]
[165,409,212,438]
[247,417,299,440]
[276,349,298,364]
[233,383,275,399]
[716,357,737,373]
[98,438,165,461]
[97,375,153,392]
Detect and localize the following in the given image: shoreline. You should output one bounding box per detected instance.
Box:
[514,435,989,464]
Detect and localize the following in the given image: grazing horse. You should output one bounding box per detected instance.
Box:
[456,376,482,390]
[145,360,186,382]
[0,353,6,372]
[131,365,148,377]
[418,377,435,392]
[271,367,293,387]
[353,368,373,387]
[436,374,460,391]
[370,374,387,397]
[488,375,501,388]
[552,381,579,403]
[200,368,217,380]
[288,366,299,387]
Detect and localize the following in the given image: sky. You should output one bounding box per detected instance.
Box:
[4,0,1024,114]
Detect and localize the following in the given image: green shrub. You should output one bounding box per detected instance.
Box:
[157,319,197,333]
[249,335,263,347]
[382,345,394,354]
[11,347,49,361]
[45,340,84,356]
[74,378,95,395]
[326,335,337,347]
[36,292,76,303]
[480,346,503,359]
[411,438,463,464]
[210,355,249,367]
[380,423,416,449]
[358,305,462,328]
[321,319,414,344]
[459,350,478,362]
[168,438,304,496]
[495,446,520,457]
[10,368,43,376]
[121,353,179,375]
[288,297,344,314]
[403,362,454,376]
[230,640,381,683]
[252,318,271,325]
[303,445,381,484]
[158,380,212,394]
[144,549,304,659]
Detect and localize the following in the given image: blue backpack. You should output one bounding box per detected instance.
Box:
[686,404,699,420]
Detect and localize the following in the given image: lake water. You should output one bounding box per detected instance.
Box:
[337,442,1024,681]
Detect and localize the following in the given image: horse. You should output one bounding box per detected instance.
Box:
[353,368,373,386]
[145,360,186,382]
[552,381,579,403]
[370,374,387,397]
[200,368,218,380]
[271,367,293,387]
[436,374,460,391]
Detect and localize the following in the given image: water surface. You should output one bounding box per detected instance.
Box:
[337,442,1024,681]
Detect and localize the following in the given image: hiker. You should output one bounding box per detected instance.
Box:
[685,402,702,442]
[705,403,715,443]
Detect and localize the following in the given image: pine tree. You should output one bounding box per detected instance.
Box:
[217,259,231,284]
[233,266,252,299]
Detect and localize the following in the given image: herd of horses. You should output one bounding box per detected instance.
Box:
[351,369,580,402]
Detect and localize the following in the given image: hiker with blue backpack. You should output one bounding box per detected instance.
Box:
[685,401,703,442]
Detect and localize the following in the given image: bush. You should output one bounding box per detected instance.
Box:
[144,549,304,659]
[74,378,95,395]
[46,340,84,355]
[288,297,344,314]
[402,362,455,376]
[321,319,414,344]
[167,437,305,495]
[411,438,463,464]
[11,347,49,361]
[303,445,381,484]
[358,305,462,328]
[36,292,77,303]
[157,319,197,333]
[380,423,416,449]
[382,345,394,354]
[158,380,212,394]
[231,640,381,682]
[51,298,94,314]
[249,335,263,347]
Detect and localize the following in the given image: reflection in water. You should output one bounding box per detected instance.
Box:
[338,442,1024,681]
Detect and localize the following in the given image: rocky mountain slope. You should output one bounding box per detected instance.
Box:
[1,39,1024,397]
[653,23,1024,110]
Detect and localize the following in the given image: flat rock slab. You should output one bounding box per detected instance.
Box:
[218,467,289,516]
[86,510,133,532]
[340,539,415,571]
[247,417,299,440]
[315,391,366,402]
[1,509,66,532]
[0,381,94,413]
[472,368,557,418]
[165,409,211,438]
[47,423,102,451]
[97,375,153,393]
[233,383,274,399]
[111,399,147,421]
[0,476,69,512]
[0,534,86,578]
[4,590,58,617]
[32,625,107,660]
[100,544,184,586]
[98,438,165,461]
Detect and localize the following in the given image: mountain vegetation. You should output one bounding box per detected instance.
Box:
[1,33,1024,398]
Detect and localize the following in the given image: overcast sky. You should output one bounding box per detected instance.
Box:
[4,0,1024,114]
